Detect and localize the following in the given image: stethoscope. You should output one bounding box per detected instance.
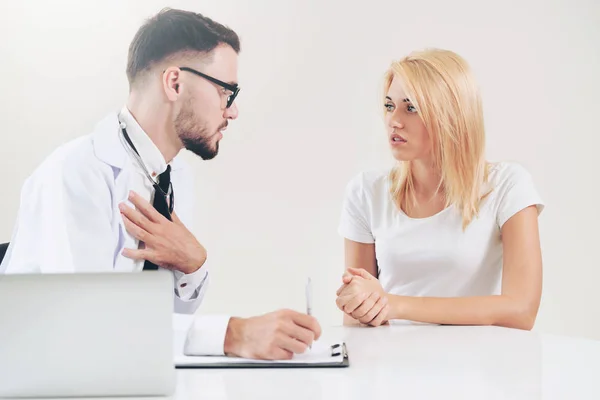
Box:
[118,120,175,216]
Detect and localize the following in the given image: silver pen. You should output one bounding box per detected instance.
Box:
[306,277,313,316]
[306,277,313,349]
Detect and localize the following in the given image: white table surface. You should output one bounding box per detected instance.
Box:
[172,323,600,400]
[9,324,600,400]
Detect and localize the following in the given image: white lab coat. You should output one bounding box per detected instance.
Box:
[0,111,207,315]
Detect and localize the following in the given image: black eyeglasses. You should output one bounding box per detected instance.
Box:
[179,67,240,108]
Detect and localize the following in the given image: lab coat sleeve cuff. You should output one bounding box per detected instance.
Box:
[183,315,231,356]
[173,260,209,301]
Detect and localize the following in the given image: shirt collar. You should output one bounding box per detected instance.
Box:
[118,106,168,179]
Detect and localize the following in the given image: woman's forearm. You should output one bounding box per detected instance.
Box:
[387,294,538,330]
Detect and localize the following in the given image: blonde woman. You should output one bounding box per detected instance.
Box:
[335,49,544,330]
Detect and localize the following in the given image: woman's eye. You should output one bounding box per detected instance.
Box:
[384,103,395,112]
[407,104,417,113]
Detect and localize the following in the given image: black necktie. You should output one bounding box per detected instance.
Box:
[143,165,172,271]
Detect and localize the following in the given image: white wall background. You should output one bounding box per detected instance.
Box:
[1,0,598,340]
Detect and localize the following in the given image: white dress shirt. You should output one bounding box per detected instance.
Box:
[119,108,207,299]
[0,107,231,355]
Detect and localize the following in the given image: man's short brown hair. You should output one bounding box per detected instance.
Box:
[126,8,240,87]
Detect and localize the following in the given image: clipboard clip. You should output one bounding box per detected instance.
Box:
[330,343,348,358]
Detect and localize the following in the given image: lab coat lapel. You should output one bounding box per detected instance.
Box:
[90,112,139,272]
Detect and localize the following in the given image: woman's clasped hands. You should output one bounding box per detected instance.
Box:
[335,268,390,327]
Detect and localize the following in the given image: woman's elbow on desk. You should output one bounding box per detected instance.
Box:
[492,295,539,331]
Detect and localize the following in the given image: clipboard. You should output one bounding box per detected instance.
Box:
[175,342,350,369]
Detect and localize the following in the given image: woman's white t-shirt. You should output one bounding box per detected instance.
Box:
[338,162,544,297]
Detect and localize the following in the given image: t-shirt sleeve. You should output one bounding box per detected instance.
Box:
[496,163,545,229]
[338,173,375,244]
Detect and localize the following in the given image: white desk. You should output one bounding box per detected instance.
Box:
[9,324,600,400]
[174,324,600,400]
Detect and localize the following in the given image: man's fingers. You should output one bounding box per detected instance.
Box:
[122,247,149,261]
[127,191,165,223]
[122,245,159,266]
[352,292,380,319]
[121,214,152,243]
[119,202,154,234]
[342,292,370,314]
[281,321,315,348]
[288,311,322,341]
[277,333,309,355]
[359,295,387,324]
[273,348,294,360]
[267,343,294,360]
[171,211,182,225]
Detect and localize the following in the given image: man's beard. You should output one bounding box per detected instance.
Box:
[175,99,221,160]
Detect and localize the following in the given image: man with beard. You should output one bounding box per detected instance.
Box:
[0,8,321,360]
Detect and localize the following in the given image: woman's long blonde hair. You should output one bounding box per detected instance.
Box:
[385,48,490,229]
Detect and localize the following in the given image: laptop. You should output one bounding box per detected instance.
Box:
[0,270,176,398]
